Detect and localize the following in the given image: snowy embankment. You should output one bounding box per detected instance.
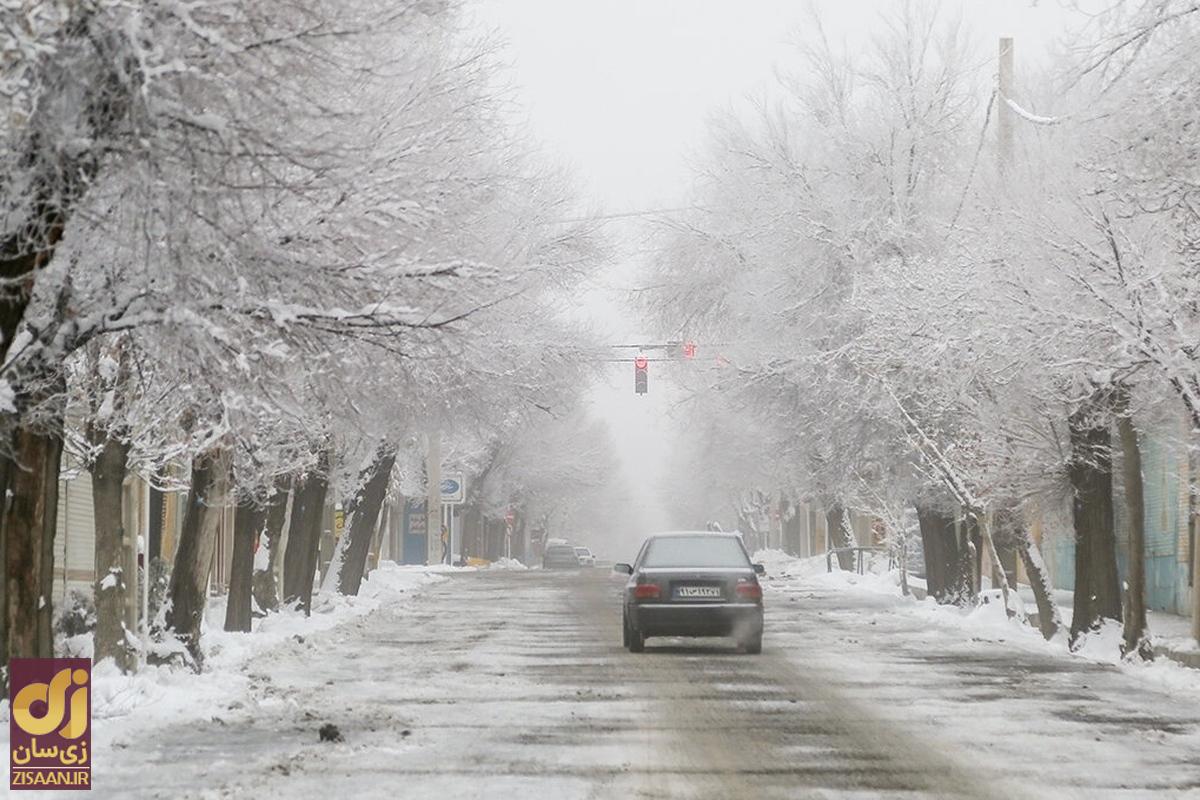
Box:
[0,563,447,740]
[487,557,528,570]
[754,549,1200,693]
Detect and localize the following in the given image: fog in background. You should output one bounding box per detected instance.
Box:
[469,0,1078,556]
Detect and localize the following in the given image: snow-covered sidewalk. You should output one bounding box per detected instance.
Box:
[2,563,449,746]
[754,548,1200,694]
[756,549,1200,797]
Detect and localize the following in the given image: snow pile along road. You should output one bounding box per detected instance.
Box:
[752,548,828,580]
[488,557,528,570]
[1,564,445,743]
[755,548,900,593]
[755,549,1200,693]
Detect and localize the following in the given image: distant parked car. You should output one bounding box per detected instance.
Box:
[543,543,580,570]
[574,546,596,567]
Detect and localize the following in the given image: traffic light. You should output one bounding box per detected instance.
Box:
[671,340,697,359]
[634,356,648,394]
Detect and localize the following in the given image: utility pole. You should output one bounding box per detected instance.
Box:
[123,491,139,642]
[425,431,442,566]
[1193,513,1200,643]
[1191,452,1200,643]
[998,37,1014,173]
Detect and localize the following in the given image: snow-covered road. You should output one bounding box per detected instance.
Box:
[54,569,1200,799]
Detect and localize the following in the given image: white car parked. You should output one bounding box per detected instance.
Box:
[574,546,596,568]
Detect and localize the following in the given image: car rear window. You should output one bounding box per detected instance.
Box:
[641,536,749,568]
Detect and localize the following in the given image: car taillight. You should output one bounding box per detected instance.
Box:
[633,583,660,600]
[736,579,762,601]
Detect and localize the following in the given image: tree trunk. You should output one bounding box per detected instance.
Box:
[0,29,141,365]
[335,444,397,596]
[224,495,265,633]
[827,505,855,570]
[917,504,947,599]
[963,514,982,599]
[916,505,971,604]
[282,475,315,604]
[90,434,135,671]
[252,483,290,614]
[307,496,331,613]
[0,209,67,366]
[976,511,1016,619]
[282,452,330,614]
[514,514,527,563]
[164,448,230,664]
[370,505,388,572]
[282,475,321,605]
[0,49,137,684]
[957,532,977,604]
[1068,391,1122,648]
[2,419,65,676]
[1016,525,1061,640]
[1117,399,1152,660]
[0,453,7,690]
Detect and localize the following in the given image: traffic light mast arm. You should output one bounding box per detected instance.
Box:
[602,340,698,362]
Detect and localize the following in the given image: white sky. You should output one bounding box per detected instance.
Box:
[466,0,1080,552]
[469,0,1073,212]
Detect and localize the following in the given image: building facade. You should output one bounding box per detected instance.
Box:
[1041,413,1195,616]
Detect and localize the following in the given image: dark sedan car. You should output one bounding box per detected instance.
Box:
[615,532,764,654]
[543,543,581,569]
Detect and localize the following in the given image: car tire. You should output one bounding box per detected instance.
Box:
[741,630,763,655]
[622,612,630,648]
[627,617,645,653]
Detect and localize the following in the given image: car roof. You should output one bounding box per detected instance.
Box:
[646,531,741,540]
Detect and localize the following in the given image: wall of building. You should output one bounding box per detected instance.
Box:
[1042,413,1194,616]
[52,459,96,606]
[52,462,189,624]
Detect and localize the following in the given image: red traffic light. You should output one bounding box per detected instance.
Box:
[634,356,648,394]
[683,341,696,359]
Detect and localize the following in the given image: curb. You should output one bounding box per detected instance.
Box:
[1153,646,1200,669]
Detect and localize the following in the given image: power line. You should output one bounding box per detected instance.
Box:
[596,357,688,363]
[602,342,733,350]
[551,206,702,224]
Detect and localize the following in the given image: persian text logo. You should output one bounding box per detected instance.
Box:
[9,658,91,791]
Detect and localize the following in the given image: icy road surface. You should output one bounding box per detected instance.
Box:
[71,569,1200,799]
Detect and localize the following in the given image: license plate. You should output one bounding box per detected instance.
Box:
[674,585,722,599]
